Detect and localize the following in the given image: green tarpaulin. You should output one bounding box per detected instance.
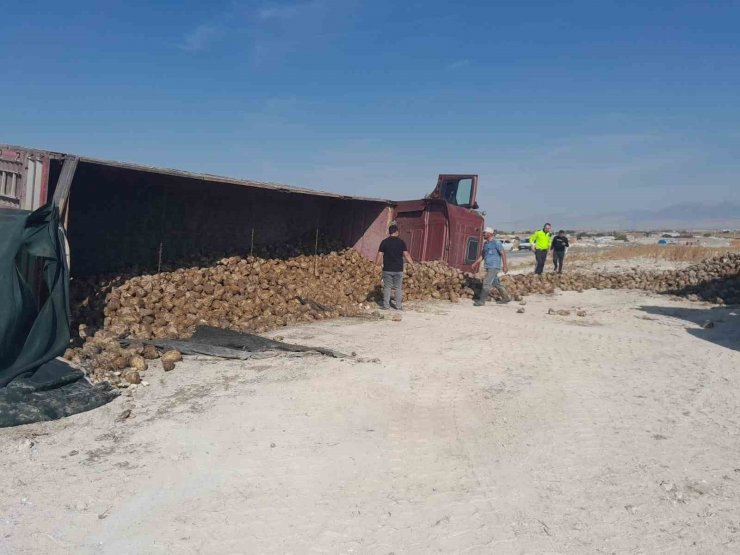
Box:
[0,204,116,427]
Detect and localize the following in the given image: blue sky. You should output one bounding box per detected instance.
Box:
[2,0,739,227]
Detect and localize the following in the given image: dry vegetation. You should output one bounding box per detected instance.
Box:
[568,244,740,264]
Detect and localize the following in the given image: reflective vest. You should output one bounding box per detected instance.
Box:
[530,230,552,250]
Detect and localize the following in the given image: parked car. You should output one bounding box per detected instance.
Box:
[518,238,532,250]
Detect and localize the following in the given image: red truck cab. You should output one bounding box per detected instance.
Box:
[394,174,484,272]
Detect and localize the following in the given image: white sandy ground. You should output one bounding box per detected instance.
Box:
[2,289,740,554]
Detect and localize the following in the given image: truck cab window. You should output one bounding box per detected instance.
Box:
[440,178,474,207]
[455,178,473,207]
[465,237,479,263]
[442,181,457,203]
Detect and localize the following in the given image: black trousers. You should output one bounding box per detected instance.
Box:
[553,250,565,273]
[534,249,548,274]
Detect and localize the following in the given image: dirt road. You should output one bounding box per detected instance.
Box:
[2,290,739,553]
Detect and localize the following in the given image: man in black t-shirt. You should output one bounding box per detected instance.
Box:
[550,230,570,273]
[375,225,414,310]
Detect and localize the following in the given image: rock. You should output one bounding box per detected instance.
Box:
[576,310,587,317]
[130,355,147,372]
[122,370,141,385]
[141,344,159,360]
[161,350,182,363]
[701,320,715,329]
[557,309,571,316]
[113,355,130,370]
[19,439,35,451]
[115,408,132,422]
[162,359,176,372]
[516,308,525,314]
[519,300,527,305]
[63,349,76,360]
[391,314,403,322]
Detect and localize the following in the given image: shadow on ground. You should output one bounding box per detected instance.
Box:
[639,305,740,352]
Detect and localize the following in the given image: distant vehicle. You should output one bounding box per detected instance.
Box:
[518,238,532,250]
[497,239,514,251]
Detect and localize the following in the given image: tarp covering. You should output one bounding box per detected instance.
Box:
[126,324,349,359]
[0,204,116,427]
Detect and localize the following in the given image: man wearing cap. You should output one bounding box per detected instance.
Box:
[472,227,511,306]
[529,223,552,275]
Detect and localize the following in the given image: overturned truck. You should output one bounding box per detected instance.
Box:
[1,145,391,276]
[0,144,485,275]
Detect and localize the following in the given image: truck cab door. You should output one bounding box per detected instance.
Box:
[432,175,478,209]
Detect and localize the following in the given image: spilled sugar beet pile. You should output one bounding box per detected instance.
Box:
[68,249,476,386]
[502,253,740,303]
[67,251,740,388]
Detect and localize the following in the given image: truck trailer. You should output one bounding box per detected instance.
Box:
[0,145,484,274]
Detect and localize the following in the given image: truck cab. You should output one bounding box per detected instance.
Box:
[394,174,484,272]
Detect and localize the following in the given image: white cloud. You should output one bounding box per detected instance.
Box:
[174,1,352,64]
[246,0,354,65]
[179,24,221,52]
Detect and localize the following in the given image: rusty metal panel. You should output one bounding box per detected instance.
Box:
[21,157,44,210]
[396,210,426,262]
[0,147,54,211]
[424,205,448,262]
[446,203,483,271]
[0,148,24,209]
[351,205,392,260]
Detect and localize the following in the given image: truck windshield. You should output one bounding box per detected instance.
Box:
[442,178,474,207]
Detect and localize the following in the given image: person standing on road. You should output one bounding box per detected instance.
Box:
[376,225,414,310]
[529,223,552,275]
[472,227,511,306]
[550,230,570,273]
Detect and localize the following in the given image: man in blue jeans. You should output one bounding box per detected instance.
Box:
[375,224,414,310]
[472,227,511,306]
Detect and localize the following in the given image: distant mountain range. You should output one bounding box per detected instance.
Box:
[497,202,740,231]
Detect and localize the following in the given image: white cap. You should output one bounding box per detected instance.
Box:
[483,227,494,234]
